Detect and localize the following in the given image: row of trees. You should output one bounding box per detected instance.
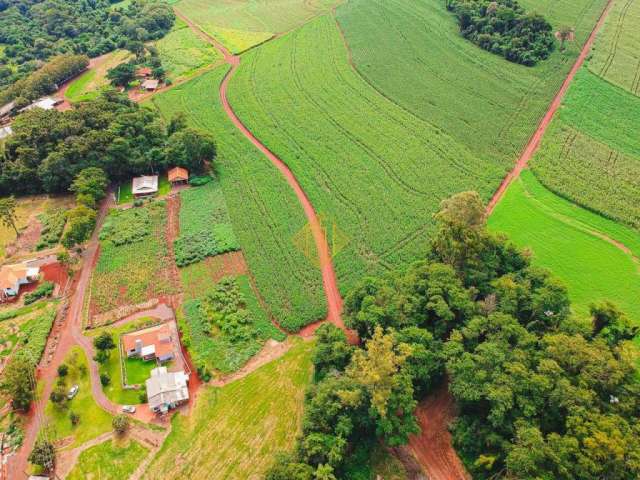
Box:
[0,0,174,90]
[447,0,556,65]
[0,91,215,196]
[267,192,640,479]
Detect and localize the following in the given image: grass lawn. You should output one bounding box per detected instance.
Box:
[67,437,148,480]
[65,50,132,102]
[45,347,113,449]
[488,170,640,325]
[116,174,170,205]
[124,356,157,385]
[141,338,313,479]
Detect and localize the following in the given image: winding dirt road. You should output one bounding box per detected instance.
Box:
[486,0,616,214]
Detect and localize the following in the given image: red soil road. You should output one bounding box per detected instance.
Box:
[486,0,616,215]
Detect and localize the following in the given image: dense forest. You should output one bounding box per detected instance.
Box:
[267,192,640,480]
[447,0,555,65]
[0,0,174,90]
[0,91,215,194]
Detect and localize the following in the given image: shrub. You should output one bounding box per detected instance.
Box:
[100,373,111,386]
[57,364,68,377]
[188,175,212,186]
[69,411,80,426]
[112,414,130,435]
[23,281,55,305]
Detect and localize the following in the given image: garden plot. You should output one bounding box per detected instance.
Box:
[89,201,178,321]
[66,437,148,480]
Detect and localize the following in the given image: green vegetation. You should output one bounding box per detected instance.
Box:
[174,0,339,52]
[36,209,67,250]
[116,175,171,205]
[446,0,555,65]
[23,282,55,305]
[4,303,57,362]
[156,18,221,81]
[45,347,112,448]
[336,0,606,174]
[179,275,285,376]
[142,338,313,479]
[226,15,501,295]
[90,201,176,315]
[488,170,640,324]
[587,0,640,95]
[67,438,148,480]
[123,356,156,385]
[151,67,325,330]
[65,50,132,102]
[174,179,239,267]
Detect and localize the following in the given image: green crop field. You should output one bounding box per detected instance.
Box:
[226,14,503,295]
[67,438,148,480]
[65,50,132,102]
[174,0,339,52]
[336,0,608,169]
[151,67,326,331]
[588,0,640,95]
[141,338,313,479]
[90,201,178,316]
[174,180,239,267]
[488,170,640,324]
[0,301,56,364]
[531,69,640,228]
[156,18,221,82]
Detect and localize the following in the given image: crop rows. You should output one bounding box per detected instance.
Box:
[151,67,326,331]
[227,14,503,294]
[90,202,177,314]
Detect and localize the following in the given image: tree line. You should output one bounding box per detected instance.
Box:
[446,0,556,66]
[0,0,174,91]
[266,192,640,479]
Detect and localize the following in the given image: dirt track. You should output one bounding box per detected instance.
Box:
[486,0,616,214]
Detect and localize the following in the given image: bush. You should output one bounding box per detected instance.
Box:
[57,364,68,377]
[112,414,130,435]
[188,175,212,186]
[69,411,80,426]
[23,281,55,305]
[100,373,111,386]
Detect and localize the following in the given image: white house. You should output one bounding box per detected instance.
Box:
[146,367,189,414]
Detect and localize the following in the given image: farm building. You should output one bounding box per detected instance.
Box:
[136,67,152,78]
[146,367,189,414]
[141,79,159,91]
[168,167,189,185]
[122,323,175,363]
[132,175,159,198]
[0,263,40,301]
[0,125,12,140]
[20,97,63,112]
[0,101,16,121]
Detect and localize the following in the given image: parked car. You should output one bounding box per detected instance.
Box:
[67,385,79,400]
[122,405,136,414]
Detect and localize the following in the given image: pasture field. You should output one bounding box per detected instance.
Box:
[0,301,56,365]
[174,180,239,267]
[141,338,313,479]
[174,0,339,52]
[179,274,285,375]
[226,14,502,294]
[90,201,177,316]
[151,67,326,331]
[156,17,221,82]
[336,0,608,170]
[587,0,640,95]
[45,347,113,449]
[488,170,640,324]
[65,50,132,102]
[67,438,148,480]
[531,68,640,228]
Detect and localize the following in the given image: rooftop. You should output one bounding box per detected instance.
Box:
[132,175,159,195]
[122,323,174,359]
[146,367,189,411]
[168,166,189,183]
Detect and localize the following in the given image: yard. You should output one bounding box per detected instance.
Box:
[65,50,132,102]
[67,437,148,480]
[44,347,113,449]
[116,174,171,205]
[124,356,157,385]
[141,338,314,479]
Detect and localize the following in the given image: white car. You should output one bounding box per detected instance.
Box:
[122,405,136,414]
[67,385,79,400]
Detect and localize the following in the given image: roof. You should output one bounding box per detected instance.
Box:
[146,367,189,410]
[131,175,158,195]
[0,263,39,291]
[168,167,189,183]
[0,101,16,117]
[136,67,152,76]
[122,323,174,359]
[141,79,159,90]
[21,97,61,112]
[0,126,12,139]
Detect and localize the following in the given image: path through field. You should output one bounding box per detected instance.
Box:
[486,0,616,214]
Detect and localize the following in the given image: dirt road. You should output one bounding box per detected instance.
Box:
[486,0,616,214]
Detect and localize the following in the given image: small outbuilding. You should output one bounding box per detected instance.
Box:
[136,67,152,78]
[132,175,159,198]
[141,79,159,92]
[0,101,16,121]
[168,167,189,185]
[20,97,62,112]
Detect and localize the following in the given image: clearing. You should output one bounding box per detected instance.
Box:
[65,50,132,102]
[66,437,148,480]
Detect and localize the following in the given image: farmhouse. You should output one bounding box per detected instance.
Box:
[0,263,40,301]
[141,79,159,91]
[121,323,175,362]
[168,166,189,185]
[146,366,189,414]
[136,67,152,78]
[132,175,159,198]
